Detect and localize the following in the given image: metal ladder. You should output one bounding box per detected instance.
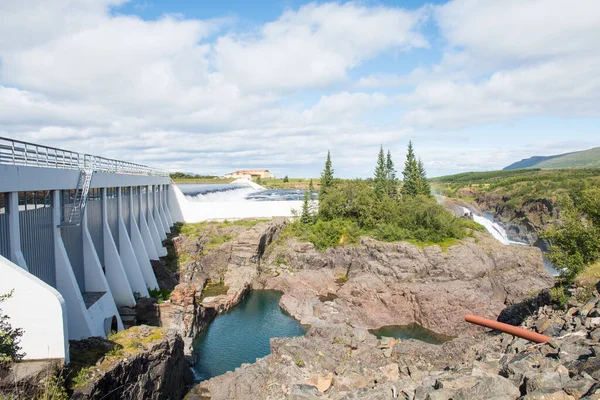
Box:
[59,169,94,227]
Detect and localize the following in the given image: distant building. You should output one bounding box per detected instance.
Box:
[225,169,271,179]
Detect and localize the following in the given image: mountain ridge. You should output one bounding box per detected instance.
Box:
[504,147,600,170]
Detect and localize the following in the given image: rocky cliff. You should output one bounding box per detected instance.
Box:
[156,219,555,399]
[257,231,553,337]
[70,326,193,400]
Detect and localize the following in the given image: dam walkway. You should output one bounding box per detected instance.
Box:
[0,137,178,364]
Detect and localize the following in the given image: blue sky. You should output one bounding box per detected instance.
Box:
[0,0,598,177]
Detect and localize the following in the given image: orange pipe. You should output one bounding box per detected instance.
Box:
[465,314,551,343]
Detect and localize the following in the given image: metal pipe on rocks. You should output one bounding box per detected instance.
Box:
[465,314,551,343]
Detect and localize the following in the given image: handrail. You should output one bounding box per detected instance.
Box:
[0,136,169,177]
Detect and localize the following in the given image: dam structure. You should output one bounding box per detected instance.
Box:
[0,137,177,364]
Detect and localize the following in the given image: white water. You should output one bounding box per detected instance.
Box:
[460,207,527,246]
[186,187,257,202]
[172,182,302,222]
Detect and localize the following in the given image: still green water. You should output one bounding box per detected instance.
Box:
[192,290,306,381]
[369,324,452,344]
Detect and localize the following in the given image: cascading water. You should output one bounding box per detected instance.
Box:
[460,207,526,246]
[460,206,559,276]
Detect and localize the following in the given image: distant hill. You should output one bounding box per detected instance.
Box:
[504,147,600,170]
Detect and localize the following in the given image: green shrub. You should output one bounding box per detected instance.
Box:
[550,285,570,308]
[71,367,91,389]
[148,288,172,304]
[541,192,600,281]
[0,291,24,369]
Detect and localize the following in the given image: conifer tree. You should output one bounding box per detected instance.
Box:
[300,190,312,224]
[417,159,431,196]
[374,145,387,199]
[401,141,419,197]
[319,151,334,201]
[283,175,289,183]
[386,150,397,199]
[309,179,314,191]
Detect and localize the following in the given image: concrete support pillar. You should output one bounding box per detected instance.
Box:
[157,185,171,232]
[152,186,168,240]
[146,186,167,257]
[52,190,94,340]
[101,188,135,307]
[162,185,174,228]
[138,188,159,260]
[81,206,124,333]
[7,192,27,270]
[128,190,158,289]
[117,187,149,297]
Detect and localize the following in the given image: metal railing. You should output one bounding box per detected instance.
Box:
[0,136,169,177]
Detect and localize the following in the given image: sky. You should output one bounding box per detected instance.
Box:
[0,0,599,178]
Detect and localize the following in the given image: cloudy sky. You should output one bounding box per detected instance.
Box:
[1,0,599,177]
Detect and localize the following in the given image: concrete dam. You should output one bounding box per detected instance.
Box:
[0,136,183,364]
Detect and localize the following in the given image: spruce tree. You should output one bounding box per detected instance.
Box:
[319,151,334,201]
[374,145,387,199]
[417,159,431,196]
[300,190,312,224]
[308,179,314,191]
[401,141,419,197]
[283,175,289,183]
[386,150,397,199]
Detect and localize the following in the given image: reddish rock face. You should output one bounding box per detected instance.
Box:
[257,232,554,337]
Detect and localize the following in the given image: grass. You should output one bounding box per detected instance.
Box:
[205,233,234,250]
[106,327,164,356]
[71,367,91,389]
[201,282,229,299]
[171,178,234,184]
[574,262,600,290]
[404,237,461,252]
[261,177,319,190]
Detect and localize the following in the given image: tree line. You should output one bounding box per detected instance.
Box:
[294,142,475,250]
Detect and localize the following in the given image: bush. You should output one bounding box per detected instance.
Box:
[295,180,469,249]
[291,219,361,250]
[0,291,25,369]
[541,191,600,281]
[148,288,172,304]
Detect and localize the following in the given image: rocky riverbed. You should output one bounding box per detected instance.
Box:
[142,218,563,399]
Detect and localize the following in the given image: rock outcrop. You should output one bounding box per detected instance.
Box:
[70,326,193,400]
[258,232,553,336]
[187,288,600,400]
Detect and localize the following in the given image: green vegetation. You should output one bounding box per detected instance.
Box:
[319,150,334,201]
[0,291,24,370]
[504,147,600,170]
[290,143,475,251]
[283,175,289,183]
[401,141,430,197]
[433,168,600,210]
[261,177,318,190]
[148,288,172,303]
[201,282,229,299]
[71,367,91,389]
[293,354,305,367]
[434,168,600,282]
[541,188,600,281]
[170,172,233,184]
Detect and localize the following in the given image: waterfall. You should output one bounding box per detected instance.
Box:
[460,207,526,246]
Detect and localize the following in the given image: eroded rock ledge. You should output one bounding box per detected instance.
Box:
[188,289,600,399]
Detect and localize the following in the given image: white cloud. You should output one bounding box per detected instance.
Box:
[436,0,600,65]
[400,0,600,129]
[214,2,429,91]
[1,0,599,177]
